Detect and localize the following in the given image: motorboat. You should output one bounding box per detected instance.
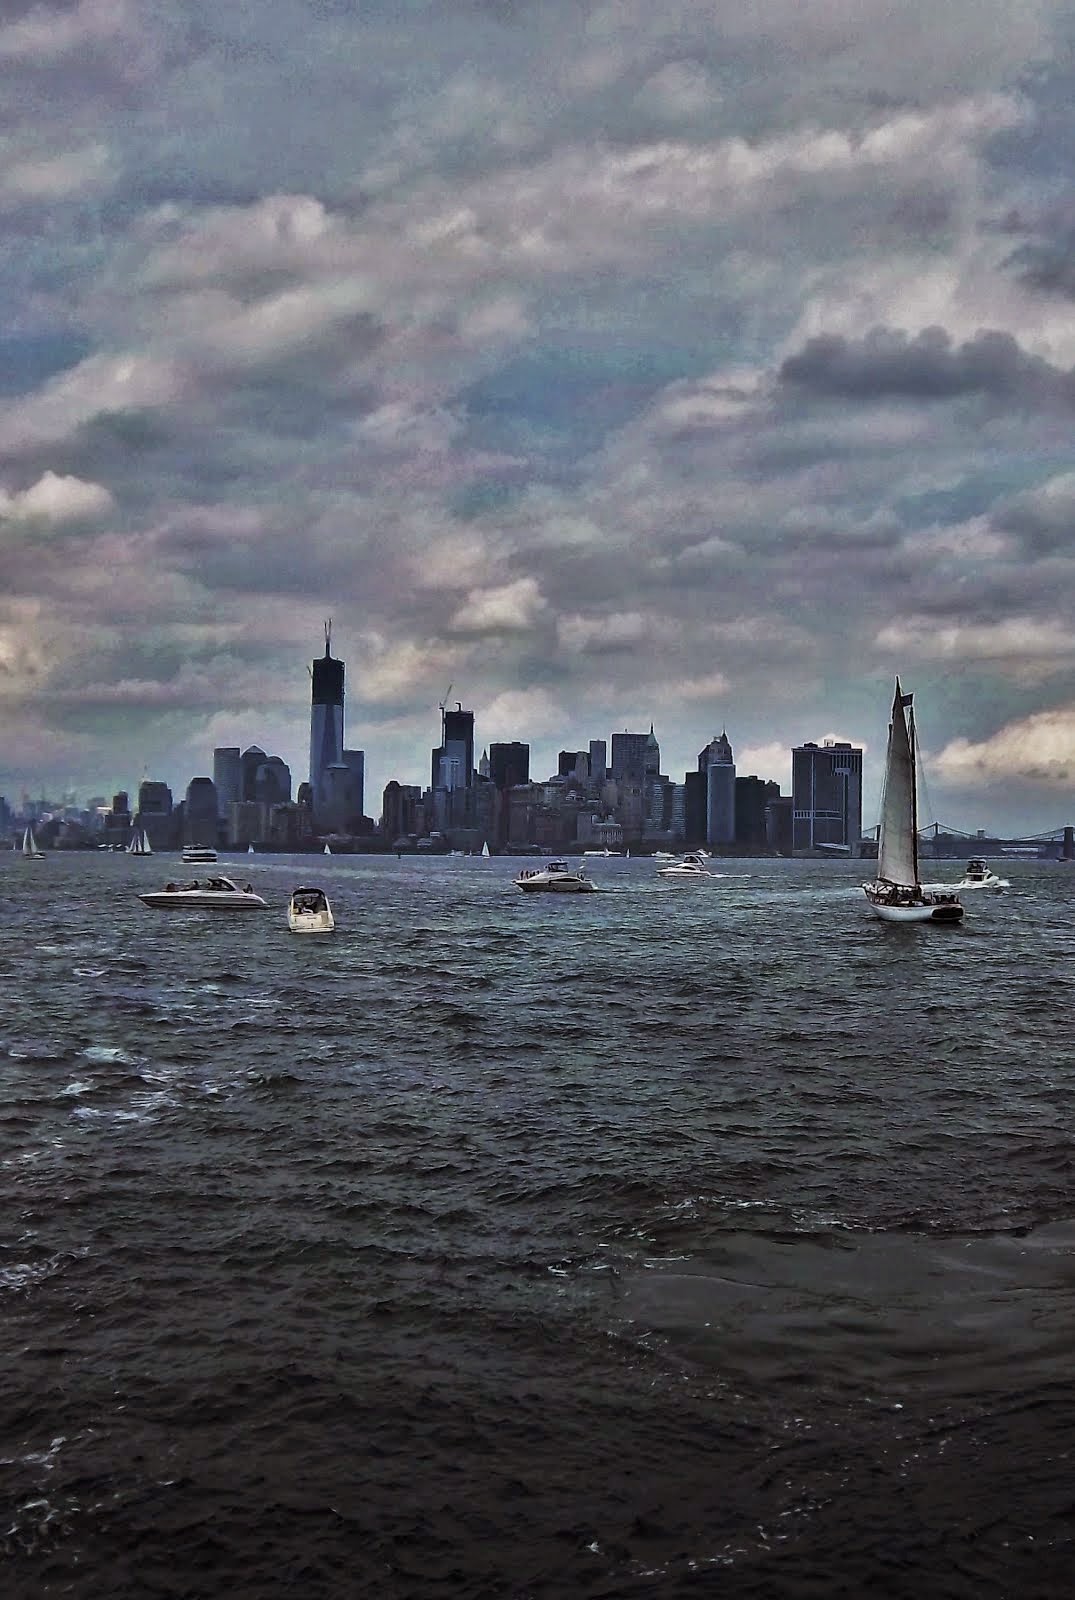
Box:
[139,874,268,910]
[657,851,712,878]
[653,850,678,861]
[182,845,218,864]
[956,858,1008,891]
[583,847,621,857]
[514,860,597,893]
[863,681,964,924]
[287,886,335,933]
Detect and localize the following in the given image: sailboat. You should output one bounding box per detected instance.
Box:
[21,826,44,859]
[323,842,332,856]
[481,841,491,858]
[863,680,964,924]
[128,828,152,856]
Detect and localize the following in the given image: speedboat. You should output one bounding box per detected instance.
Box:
[652,850,678,861]
[182,845,218,863]
[287,886,335,933]
[514,860,597,893]
[583,847,620,857]
[139,874,268,910]
[956,858,1008,891]
[657,851,712,878]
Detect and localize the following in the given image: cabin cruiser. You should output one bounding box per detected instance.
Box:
[657,851,712,878]
[582,847,620,857]
[182,845,218,864]
[139,875,268,910]
[514,860,597,893]
[956,858,1008,891]
[287,886,335,933]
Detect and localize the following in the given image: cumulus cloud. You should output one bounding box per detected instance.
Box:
[934,707,1075,787]
[0,470,114,524]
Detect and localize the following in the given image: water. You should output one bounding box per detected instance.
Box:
[2,853,1074,1597]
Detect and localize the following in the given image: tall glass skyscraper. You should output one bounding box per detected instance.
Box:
[309,624,345,816]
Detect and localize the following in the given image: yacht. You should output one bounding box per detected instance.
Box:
[287,886,335,933]
[139,875,268,910]
[956,858,1008,891]
[657,851,712,878]
[514,860,597,894]
[583,847,621,857]
[182,845,218,864]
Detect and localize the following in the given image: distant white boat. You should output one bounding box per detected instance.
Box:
[481,840,491,858]
[128,829,152,856]
[583,847,621,857]
[182,845,217,864]
[21,826,44,859]
[955,858,1008,892]
[247,843,255,856]
[514,859,597,894]
[863,681,964,924]
[657,851,712,878]
[287,885,335,933]
[323,842,332,856]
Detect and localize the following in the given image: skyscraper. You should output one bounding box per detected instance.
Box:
[213,747,241,819]
[309,623,345,817]
[441,705,474,789]
[611,731,649,784]
[792,741,863,852]
[699,731,735,846]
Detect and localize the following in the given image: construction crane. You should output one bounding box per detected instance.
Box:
[438,682,453,714]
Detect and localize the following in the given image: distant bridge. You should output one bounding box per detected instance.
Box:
[865,822,1074,855]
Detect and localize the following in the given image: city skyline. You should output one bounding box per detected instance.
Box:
[2,4,1074,833]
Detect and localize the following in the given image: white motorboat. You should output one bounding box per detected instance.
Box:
[20,826,44,859]
[583,847,621,857]
[139,874,268,910]
[287,885,335,933]
[955,858,1008,891]
[653,850,678,861]
[515,859,597,893]
[863,681,964,924]
[657,851,712,878]
[182,845,218,864]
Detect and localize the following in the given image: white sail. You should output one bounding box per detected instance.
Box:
[324,842,332,855]
[876,680,918,888]
[481,841,490,858]
[22,826,43,857]
[142,830,152,855]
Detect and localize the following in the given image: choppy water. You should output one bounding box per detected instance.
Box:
[2,851,1074,1598]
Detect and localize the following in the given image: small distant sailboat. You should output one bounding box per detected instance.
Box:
[481,840,491,858]
[323,842,332,856]
[863,680,964,924]
[21,826,44,859]
[128,829,152,856]
[247,842,255,855]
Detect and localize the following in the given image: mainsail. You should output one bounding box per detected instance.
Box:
[876,681,918,887]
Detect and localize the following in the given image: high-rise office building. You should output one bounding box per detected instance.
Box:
[310,624,345,816]
[699,732,735,845]
[441,705,474,789]
[611,731,650,784]
[792,740,863,852]
[240,745,267,801]
[489,742,529,790]
[213,747,241,819]
[342,750,365,819]
[588,740,607,785]
[184,778,220,847]
[735,775,779,849]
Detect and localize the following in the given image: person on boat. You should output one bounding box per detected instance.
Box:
[165,882,177,892]
[244,883,254,893]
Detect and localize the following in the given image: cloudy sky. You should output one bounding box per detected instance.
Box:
[2,0,1074,831]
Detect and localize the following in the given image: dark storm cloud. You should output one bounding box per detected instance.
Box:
[780,328,1075,408]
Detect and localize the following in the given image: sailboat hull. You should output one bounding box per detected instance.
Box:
[864,886,964,923]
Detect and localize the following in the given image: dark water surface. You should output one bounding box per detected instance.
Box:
[2,853,1074,1598]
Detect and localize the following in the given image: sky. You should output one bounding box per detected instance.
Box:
[1,0,1074,833]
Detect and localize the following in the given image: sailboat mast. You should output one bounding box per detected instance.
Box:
[909,702,919,883]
